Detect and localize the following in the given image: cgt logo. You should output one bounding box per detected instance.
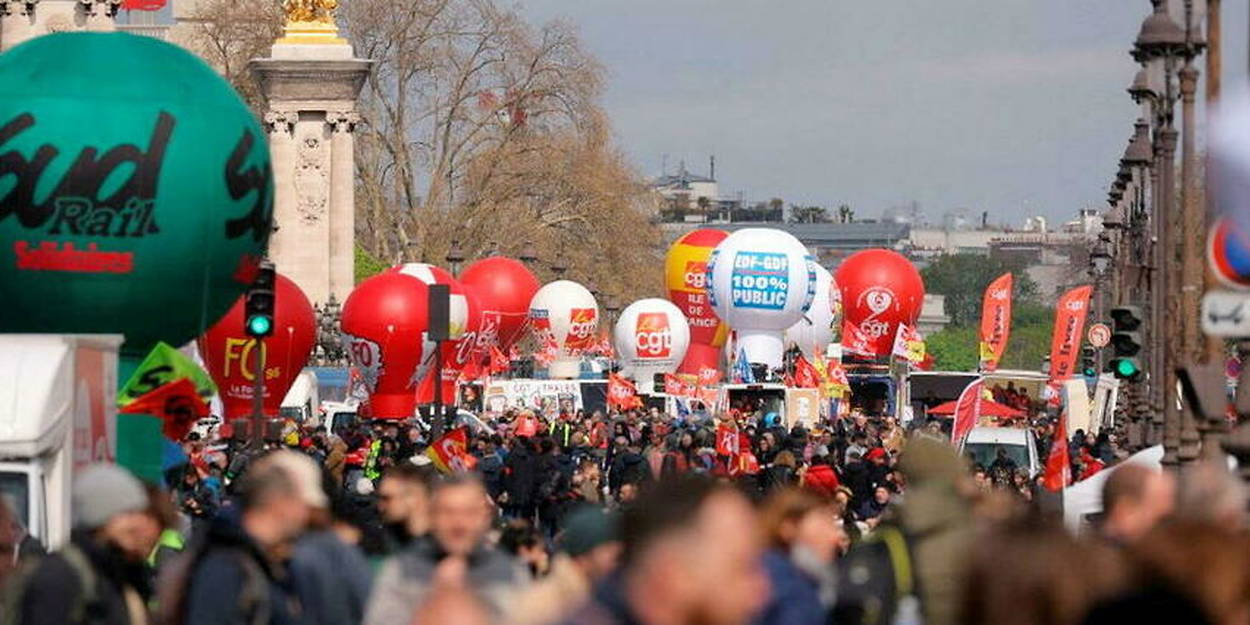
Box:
[989,288,1009,301]
[683,260,708,290]
[635,312,672,358]
[1065,299,1086,312]
[566,308,597,349]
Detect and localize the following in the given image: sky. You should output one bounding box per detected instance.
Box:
[516,1,1250,227]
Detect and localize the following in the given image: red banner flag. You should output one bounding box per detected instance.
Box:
[608,373,643,410]
[120,378,208,441]
[488,345,510,375]
[459,357,483,382]
[1042,415,1070,492]
[715,424,740,456]
[950,377,985,445]
[978,273,1014,372]
[1047,285,1093,388]
[792,354,821,389]
[842,320,876,357]
[425,427,478,473]
[122,0,166,9]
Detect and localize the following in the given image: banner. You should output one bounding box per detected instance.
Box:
[792,354,821,389]
[785,388,822,428]
[1042,414,1070,492]
[842,320,877,358]
[891,324,925,364]
[120,378,208,441]
[425,428,478,473]
[978,273,1014,372]
[118,342,217,407]
[663,373,695,397]
[608,373,643,410]
[122,0,167,9]
[715,424,740,456]
[1047,285,1093,388]
[733,346,755,383]
[488,346,511,375]
[950,377,985,445]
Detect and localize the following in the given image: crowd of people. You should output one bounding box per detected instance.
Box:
[1,401,1247,625]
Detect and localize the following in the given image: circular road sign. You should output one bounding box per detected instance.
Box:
[1088,323,1111,348]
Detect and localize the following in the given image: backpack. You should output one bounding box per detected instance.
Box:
[156,543,272,625]
[2,544,100,625]
[830,525,924,625]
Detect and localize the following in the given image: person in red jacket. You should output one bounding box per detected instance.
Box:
[800,447,840,499]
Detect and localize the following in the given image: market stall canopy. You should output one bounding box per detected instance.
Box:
[926,397,1025,418]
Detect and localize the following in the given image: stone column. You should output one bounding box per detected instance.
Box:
[1,0,120,52]
[0,1,38,52]
[250,37,371,307]
[328,110,359,303]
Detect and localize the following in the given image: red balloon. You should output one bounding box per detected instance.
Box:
[340,272,432,419]
[199,274,316,420]
[458,256,540,352]
[835,249,925,358]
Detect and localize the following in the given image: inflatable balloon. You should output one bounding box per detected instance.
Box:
[613,299,691,386]
[785,264,839,359]
[665,229,730,377]
[387,263,483,405]
[835,249,925,358]
[707,228,816,369]
[198,274,315,419]
[459,257,540,353]
[340,272,432,419]
[529,281,599,379]
[0,33,273,358]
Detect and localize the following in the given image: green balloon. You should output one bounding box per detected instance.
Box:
[0,33,273,357]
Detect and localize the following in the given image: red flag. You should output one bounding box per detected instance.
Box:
[792,354,821,389]
[489,346,510,375]
[697,367,722,387]
[842,320,876,357]
[978,273,1014,372]
[737,450,761,475]
[120,378,208,441]
[535,337,559,367]
[1042,415,1070,492]
[1047,285,1093,387]
[715,424,740,456]
[459,357,483,382]
[608,373,642,410]
[122,0,166,9]
[950,378,985,445]
[515,413,539,438]
[663,374,694,397]
[425,428,478,473]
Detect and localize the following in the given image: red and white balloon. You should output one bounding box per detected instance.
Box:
[340,272,431,419]
[529,280,599,379]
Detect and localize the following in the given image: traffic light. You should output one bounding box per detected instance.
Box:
[1081,345,1097,378]
[245,259,276,338]
[1108,305,1143,381]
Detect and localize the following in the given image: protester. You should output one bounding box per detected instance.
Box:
[164,450,321,625]
[15,465,161,625]
[511,506,621,625]
[754,489,842,625]
[561,475,768,625]
[375,463,433,551]
[1100,464,1175,545]
[289,472,373,625]
[365,474,528,625]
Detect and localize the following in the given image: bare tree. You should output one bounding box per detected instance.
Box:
[174,0,284,108]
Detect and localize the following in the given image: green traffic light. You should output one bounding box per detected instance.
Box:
[247,315,273,336]
[1115,359,1139,377]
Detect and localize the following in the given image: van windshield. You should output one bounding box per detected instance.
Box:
[0,472,29,530]
[964,442,1029,472]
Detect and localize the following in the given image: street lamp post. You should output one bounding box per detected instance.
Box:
[445,239,465,275]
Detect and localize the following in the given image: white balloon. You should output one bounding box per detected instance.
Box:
[613,299,691,384]
[529,280,599,379]
[707,228,816,368]
[785,264,839,359]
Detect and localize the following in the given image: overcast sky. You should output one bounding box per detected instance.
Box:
[516,1,1250,226]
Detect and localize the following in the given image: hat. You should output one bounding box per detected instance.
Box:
[865,448,887,462]
[559,506,618,556]
[264,450,329,509]
[72,465,148,530]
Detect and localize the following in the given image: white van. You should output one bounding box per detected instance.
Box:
[958,426,1041,478]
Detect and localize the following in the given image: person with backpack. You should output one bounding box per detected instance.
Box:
[161,450,322,625]
[13,465,160,625]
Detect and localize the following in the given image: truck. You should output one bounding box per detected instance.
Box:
[0,334,122,548]
[280,369,320,425]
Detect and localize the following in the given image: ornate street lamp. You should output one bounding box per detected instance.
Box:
[1091,238,1113,276]
[519,241,539,266]
[550,249,568,277]
[445,240,465,275]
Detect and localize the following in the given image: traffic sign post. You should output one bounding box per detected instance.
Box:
[1088,323,1111,348]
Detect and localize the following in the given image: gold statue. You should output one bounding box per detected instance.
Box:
[283,0,338,25]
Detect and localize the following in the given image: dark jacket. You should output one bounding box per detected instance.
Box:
[759,465,797,494]
[289,529,372,625]
[173,511,302,625]
[504,442,540,508]
[608,451,652,494]
[753,550,823,625]
[19,532,149,625]
[558,573,640,625]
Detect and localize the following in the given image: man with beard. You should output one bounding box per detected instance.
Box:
[562,475,769,625]
[375,463,434,551]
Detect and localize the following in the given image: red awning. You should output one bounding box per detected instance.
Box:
[927,397,1025,418]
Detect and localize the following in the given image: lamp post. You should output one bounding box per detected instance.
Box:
[1132,0,1187,472]
[445,239,465,275]
[519,241,539,267]
[551,248,568,277]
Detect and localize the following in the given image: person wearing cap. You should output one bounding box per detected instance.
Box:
[165,450,322,625]
[290,469,373,625]
[510,506,621,625]
[17,464,161,625]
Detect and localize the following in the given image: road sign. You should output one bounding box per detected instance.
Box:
[1087,323,1111,348]
[1202,290,1250,337]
